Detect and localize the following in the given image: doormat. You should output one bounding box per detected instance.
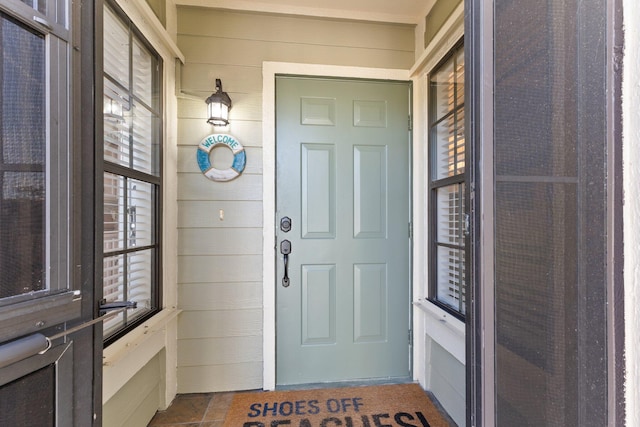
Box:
[223,383,453,426]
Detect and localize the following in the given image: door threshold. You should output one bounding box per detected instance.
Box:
[275,376,413,391]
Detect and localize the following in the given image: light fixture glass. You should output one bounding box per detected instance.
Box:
[206,78,232,126]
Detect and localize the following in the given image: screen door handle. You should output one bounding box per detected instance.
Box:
[0,302,138,367]
[280,240,291,287]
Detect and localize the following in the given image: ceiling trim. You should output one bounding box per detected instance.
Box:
[174,0,423,24]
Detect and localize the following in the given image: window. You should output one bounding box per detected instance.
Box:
[0,0,77,343]
[0,13,47,300]
[428,42,466,317]
[102,3,162,341]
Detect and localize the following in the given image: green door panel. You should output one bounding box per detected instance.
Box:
[276,76,411,385]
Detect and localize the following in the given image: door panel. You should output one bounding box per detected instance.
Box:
[354,145,387,238]
[301,143,335,238]
[276,76,411,385]
[301,264,336,345]
[353,263,387,343]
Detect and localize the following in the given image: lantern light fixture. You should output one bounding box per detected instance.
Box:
[206,78,232,126]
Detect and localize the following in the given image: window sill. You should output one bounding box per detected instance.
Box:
[102,307,181,404]
[103,307,180,367]
[414,299,465,334]
[413,299,465,364]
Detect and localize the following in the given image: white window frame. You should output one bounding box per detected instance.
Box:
[409,2,466,390]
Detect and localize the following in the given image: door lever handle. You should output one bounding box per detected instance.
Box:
[280,240,291,287]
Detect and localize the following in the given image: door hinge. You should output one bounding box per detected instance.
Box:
[408,329,413,346]
[408,115,413,131]
[408,222,413,239]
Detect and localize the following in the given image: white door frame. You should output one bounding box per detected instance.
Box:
[262,62,410,390]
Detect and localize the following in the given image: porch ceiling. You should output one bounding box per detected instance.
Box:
[173,0,435,24]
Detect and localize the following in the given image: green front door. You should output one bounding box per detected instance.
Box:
[275,76,412,385]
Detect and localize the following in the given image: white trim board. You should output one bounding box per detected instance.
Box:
[174,0,426,25]
[262,62,410,390]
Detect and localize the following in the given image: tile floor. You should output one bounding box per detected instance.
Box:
[147,392,236,427]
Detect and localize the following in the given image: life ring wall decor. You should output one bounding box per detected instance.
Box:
[197,134,246,182]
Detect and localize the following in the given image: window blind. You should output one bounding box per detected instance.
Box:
[429,42,466,316]
[102,3,161,340]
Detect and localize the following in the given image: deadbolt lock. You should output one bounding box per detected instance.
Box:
[280,216,292,233]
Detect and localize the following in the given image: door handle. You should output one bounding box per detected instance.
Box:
[280,239,291,287]
[1,302,139,364]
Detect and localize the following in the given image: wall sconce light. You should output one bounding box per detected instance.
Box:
[206,78,232,126]
[103,96,124,121]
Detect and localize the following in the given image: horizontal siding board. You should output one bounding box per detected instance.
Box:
[178,174,262,201]
[222,91,262,121]
[177,114,212,143]
[179,200,263,228]
[178,336,263,366]
[122,386,162,427]
[179,200,262,228]
[431,340,466,397]
[181,63,263,93]
[178,97,208,120]
[177,362,263,393]
[179,254,262,283]
[177,8,414,52]
[244,147,264,173]
[430,368,465,427]
[178,118,262,148]
[178,145,262,175]
[427,340,466,426]
[179,282,263,310]
[178,90,262,121]
[178,228,262,255]
[178,35,415,70]
[103,355,160,427]
[178,309,263,339]
[178,144,203,173]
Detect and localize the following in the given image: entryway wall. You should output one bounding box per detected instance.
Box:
[101,0,640,424]
[174,6,467,427]
[175,7,415,393]
[73,0,637,423]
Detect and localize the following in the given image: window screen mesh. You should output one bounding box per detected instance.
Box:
[493,0,608,424]
[0,14,46,299]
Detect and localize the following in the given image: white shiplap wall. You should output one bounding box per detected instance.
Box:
[103,353,162,427]
[176,7,415,392]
